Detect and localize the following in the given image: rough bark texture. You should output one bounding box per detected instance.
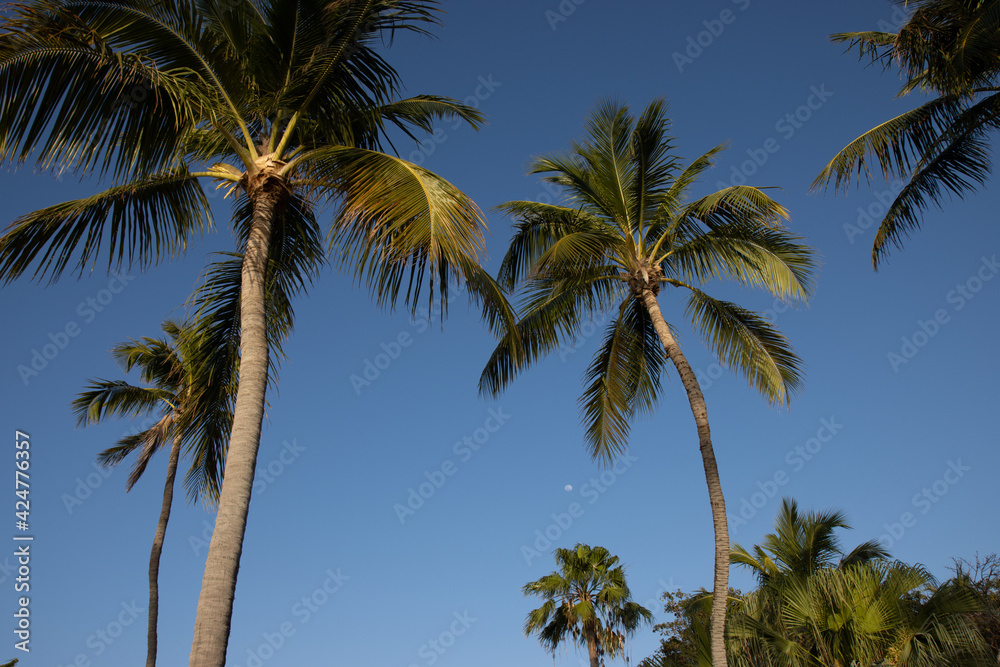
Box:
[189,173,281,666]
[147,430,181,667]
[640,289,730,667]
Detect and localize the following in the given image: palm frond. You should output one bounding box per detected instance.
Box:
[683,290,803,406]
[0,169,211,284]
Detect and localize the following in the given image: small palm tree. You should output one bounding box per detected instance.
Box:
[814,0,1000,268]
[72,320,232,667]
[482,98,816,667]
[730,497,889,585]
[524,544,653,667]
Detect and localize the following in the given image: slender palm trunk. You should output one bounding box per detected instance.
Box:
[147,430,181,667]
[587,633,600,667]
[190,177,281,666]
[640,290,729,667]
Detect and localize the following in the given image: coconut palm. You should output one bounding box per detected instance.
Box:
[731,497,889,585]
[72,320,232,667]
[482,98,815,667]
[524,544,653,667]
[0,1,514,663]
[813,0,1000,269]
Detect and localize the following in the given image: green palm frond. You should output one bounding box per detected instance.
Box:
[298,145,487,314]
[0,169,211,284]
[580,298,666,462]
[683,290,803,407]
[873,91,1000,265]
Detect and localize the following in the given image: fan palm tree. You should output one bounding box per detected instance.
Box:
[727,502,990,667]
[72,319,233,667]
[524,544,653,667]
[482,98,816,667]
[0,1,514,663]
[813,0,1000,268]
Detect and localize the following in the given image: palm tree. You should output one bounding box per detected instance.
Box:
[727,501,991,667]
[730,497,889,585]
[813,0,1000,268]
[524,543,653,667]
[0,2,514,663]
[72,320,232,667]
[481,98,816,667]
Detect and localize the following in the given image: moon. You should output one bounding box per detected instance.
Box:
[564,484,573,492]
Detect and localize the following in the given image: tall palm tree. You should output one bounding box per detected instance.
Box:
[727,501,990,667]
[482,98,816,667]
[0,2,514,663]
[524,543,653,667]
[72,320,232,667]
[813,0,1000,268]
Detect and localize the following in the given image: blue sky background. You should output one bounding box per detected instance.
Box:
[3,1,998,665]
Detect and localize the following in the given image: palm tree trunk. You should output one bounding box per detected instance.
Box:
[587,636,600,667]
[189,180,280,666]
[640,289,729,667]
[147,430,182,667]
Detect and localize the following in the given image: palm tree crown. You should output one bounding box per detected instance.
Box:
[524,543,653,667]
[814,0,1000,268]
[482,98,816,667]
[0,1,515,663]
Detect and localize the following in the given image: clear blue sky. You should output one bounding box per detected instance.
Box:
[3,1,998,665]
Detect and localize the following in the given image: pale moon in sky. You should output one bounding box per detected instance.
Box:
[564,484,573,492]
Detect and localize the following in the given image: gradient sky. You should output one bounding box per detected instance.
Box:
[3,1,998,665]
